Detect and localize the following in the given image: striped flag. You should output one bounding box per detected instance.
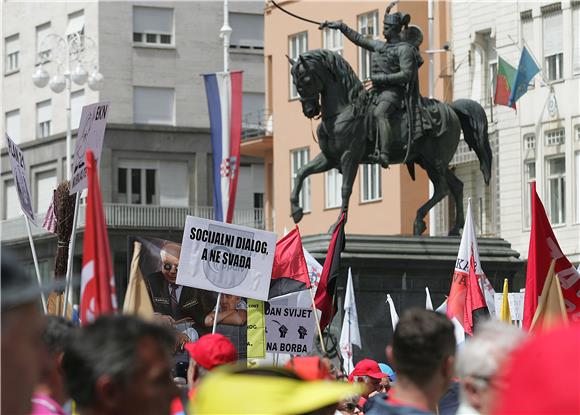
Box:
[494,56,517,109]
[203,71,243,223]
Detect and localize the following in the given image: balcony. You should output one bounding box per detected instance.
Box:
[0,204,265,243]
[242,109,272,140]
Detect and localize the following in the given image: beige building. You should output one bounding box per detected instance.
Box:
[246,0,451,237]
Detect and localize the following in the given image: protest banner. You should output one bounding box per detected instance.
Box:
[70,101,110,194]
[5,134,36,223]
[247,299,266,359]
[265,304,316,355]
[176,216,277,301]
[127,236,247,359]
[494,292,525,323]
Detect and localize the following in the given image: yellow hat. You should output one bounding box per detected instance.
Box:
[192,367,362,414]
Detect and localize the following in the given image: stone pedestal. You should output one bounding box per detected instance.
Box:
[302,234,524,362]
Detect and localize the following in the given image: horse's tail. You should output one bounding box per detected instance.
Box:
[450,99,492,185]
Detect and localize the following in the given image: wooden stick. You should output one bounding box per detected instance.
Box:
[62,192,81,317]
[309,287,326,354]
[24,216,47,313]
[212,293,222,334]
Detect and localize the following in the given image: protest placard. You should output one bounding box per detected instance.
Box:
[70,101,110,194]
[265,304,316,355]
[247,299,266,359]
[494,292,525,322]
[5,134,36,223]
[176,216,277,301]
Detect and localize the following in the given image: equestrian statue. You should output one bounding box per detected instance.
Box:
[288,5,492,236]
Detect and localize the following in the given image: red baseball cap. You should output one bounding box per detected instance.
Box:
[184,333,238,370]
[348,359,385,381]
[285,356,333,381]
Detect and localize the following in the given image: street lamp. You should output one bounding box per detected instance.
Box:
[32,33,103,180]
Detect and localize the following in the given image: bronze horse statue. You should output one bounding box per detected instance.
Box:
[289,49,492,235]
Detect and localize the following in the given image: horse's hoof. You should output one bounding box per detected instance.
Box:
[413,220,427,235]
[291,207,304,223]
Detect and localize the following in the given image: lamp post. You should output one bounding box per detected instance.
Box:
[32,32,103,180]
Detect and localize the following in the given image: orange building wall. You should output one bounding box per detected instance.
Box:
[265,0,448,237]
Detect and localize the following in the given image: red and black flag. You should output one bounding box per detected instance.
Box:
[464,246,489,336]
[315,213,346,330]
[269,227,311,299]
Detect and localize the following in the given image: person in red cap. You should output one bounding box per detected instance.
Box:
[184,333,238,387]
[285,356,334,381]
[349,359,390,399]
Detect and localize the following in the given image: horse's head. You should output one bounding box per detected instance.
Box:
[289,55,323,119]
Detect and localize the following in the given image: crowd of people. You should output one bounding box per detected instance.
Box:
[2,254,579,415]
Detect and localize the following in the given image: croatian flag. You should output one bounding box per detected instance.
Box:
[203,71,243,223]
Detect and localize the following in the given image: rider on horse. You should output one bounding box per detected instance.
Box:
[322,6,430,168]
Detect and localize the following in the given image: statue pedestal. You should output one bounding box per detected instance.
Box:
[302,234,524,362]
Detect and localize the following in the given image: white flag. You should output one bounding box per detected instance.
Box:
[386,294,399,331]
[340,268,361,375]
[425,287,434,310]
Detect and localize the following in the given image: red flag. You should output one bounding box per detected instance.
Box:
[80,150,117,325]
[523,183,580,329]
[464,245,489,336]
[269,227,311,299]
[315,213,346,330]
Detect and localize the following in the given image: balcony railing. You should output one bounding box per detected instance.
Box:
[1,204,265,242]
[242,109,272,140]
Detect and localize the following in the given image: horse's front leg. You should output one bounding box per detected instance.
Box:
[290,153,333,223]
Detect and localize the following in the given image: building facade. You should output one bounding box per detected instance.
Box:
[2,1,266,289]
[445,0,579,264]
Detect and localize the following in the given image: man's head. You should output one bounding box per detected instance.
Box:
[160,243,181,284]
[349,359,387,397]
[1,253,46,415]
[184,333,237,386]
[38,316,76,404]
[456,321,525,415]
[383,11,410,41]
[387,309,455,397]
[62,315,178,415]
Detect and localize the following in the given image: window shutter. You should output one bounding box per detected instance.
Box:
[230,13,263,48]
[37,100,51,124]
[71,90,85,130]
[133,87,175,125]
[5,35,19,54]
[573,6,580,73]
[542,10,563,56]
[66,10,84,35]
[36,23,51,53]
[133,7,173,34]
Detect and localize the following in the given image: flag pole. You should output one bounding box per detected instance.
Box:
[62,192,81,317]
[212,292,222,334]
[309,287,326,354]
[24,216,47,313]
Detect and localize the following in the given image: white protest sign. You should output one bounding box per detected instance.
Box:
[494,292,525,322]
[176,216,277,301]
[70,101,110,194]
[5,135,36,224]
[265,304,317,355]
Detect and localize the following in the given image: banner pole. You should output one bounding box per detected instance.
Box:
[62,192,81,317]
[309,287,326,354]
[24,216,47,313]
[212,293,222,334]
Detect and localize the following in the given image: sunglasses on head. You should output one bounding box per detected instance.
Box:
[163,263,178,272]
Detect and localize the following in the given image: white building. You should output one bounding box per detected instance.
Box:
[443,0,579,263]
[2,1,267,284]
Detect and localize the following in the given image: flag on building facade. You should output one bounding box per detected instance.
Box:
[500,279,512,323]
[494,56,517,109]
[339,268,361,375]
[508,47,540,107]
[123,241,154,319]
[203,71,243,223]
[80,150,117,325]
[523,183,580,328]
[315,213,346,330]
[386,294,399,331]
[530,260,569,332]
[425,286,434,310]
[464,247,489,336]
[269,227,311,299]
[447,199,494,334]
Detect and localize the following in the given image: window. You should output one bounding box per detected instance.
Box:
[35,169,57,213]
[524,133,536,149]
[291,148,310,212]
[574,6,580,74]
[524,160,536,228]
[358,11,378,79]
[576,125,580,141]
[133,6,173,46]
[289,32,308,99]
[325,169,342,208]
[546,157,565,225]
[36,100,51,139]
[133,87,175,125]
[542,6,563,81]
[361,164,381,202]
[71,89,85,130]
[36,23,51,63]
[322,24,343,55]
[5,34,19,73]
[3,180,19,220]
[230,13,263,50]
[576,151,580,223]
[5,110,20,144]
[242,92,265,132]
[545,128,565,146]
[66,10,84,39]
[471,31,495,104]
[118,167,157,205]
[520,11,535,87]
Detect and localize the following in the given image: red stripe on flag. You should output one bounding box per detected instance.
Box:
[226,71,243,224]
